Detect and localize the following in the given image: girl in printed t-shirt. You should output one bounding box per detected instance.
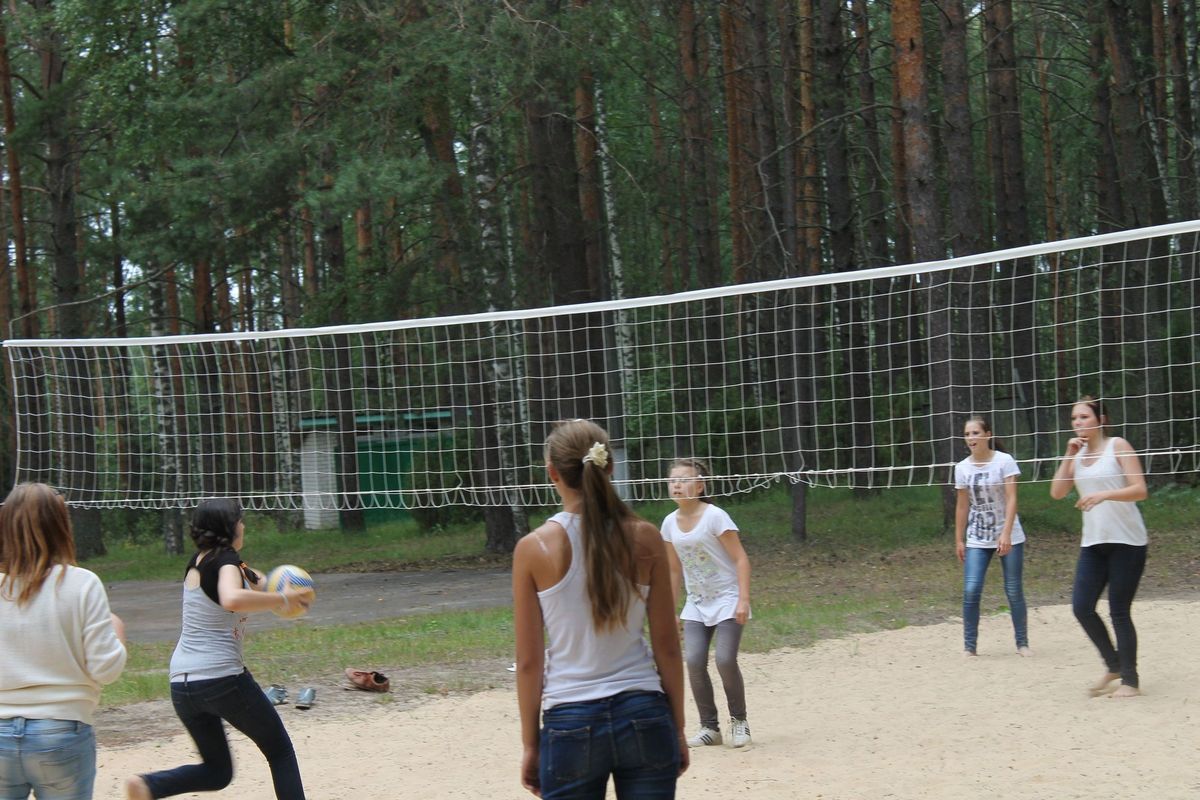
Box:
[954,416,1031,657]
[661,458,752,749]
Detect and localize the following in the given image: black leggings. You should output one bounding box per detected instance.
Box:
[1071,543,1147,688]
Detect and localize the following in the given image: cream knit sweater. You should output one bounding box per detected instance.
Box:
[0,564,127,725]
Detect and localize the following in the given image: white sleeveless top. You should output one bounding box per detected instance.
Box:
[537,511,663,710]
[1073,437,1148,547]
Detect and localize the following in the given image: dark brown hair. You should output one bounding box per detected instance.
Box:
[545,419,638,632]
[963,415,1006,453]
[190,498,244,552]
[0,483,76,605]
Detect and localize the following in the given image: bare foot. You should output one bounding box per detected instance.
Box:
[962,649,977,658]
[1016,646,1033,657]
[1110,684,1141,698]
[125,776,152,800]
[1088,672,1120,696]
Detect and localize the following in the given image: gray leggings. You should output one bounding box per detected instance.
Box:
[683,618,746,729]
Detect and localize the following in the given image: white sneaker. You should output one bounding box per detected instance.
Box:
[687,726,722,747]
[730,718,751,748]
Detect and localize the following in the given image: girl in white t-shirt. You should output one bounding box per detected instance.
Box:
[661,458,752,749]
[954,416,1030,657]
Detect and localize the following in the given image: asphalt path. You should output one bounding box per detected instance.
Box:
[105,569,514,643]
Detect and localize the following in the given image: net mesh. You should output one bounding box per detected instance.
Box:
[5,220,1198,510]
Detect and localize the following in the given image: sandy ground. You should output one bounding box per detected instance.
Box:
[93,598,1199,800]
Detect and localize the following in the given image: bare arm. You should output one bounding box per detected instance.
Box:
[1050,438,1083,500]
[997,475,1018,556]
[512,535,546,796]
[663,541,683,610]
[954,489,968,562]
[217,564,311,614]
[717,531,751,624]
[640,522,689,775]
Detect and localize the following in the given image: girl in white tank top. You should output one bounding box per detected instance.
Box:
[511,420,688,798]
[1050,398,1149,698]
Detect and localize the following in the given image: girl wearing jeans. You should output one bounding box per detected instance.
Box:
[953,417,1030,657]
[661,458,752,749]
[512,420,687,799]
[1050,397,1149,698]
[0,483,127,800]
[125,499,314,799]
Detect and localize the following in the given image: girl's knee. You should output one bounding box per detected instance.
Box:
[200,767,233,791]
[684,651,708,673]
[714,653,741,676]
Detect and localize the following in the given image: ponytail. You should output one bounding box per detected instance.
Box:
[545,420,637,632]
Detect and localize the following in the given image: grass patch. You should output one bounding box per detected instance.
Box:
[87,515,501,582]
[96,484,1200,707]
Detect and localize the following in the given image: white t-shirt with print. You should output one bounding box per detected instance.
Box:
[661,503,747,625]
[953,451,1026,548]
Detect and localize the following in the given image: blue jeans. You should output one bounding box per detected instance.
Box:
[962,543,1028,653]
[140,670,304,799]
[0,717,95,800]
[540,690,679,800]
[1072,543,1147,688]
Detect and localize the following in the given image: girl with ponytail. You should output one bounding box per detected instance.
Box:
[513,419,687,798]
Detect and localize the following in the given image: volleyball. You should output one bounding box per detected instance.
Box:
[266,564,315,618]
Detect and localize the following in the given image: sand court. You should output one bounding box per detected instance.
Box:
[94,598,1199,799]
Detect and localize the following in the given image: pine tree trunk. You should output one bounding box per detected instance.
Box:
[794,0,819,276]
[894,0,954,525]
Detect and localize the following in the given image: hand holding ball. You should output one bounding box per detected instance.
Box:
[266,565,315,618]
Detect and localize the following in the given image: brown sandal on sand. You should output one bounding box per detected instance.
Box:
[344,668,390,693]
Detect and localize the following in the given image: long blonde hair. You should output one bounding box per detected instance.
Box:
[0,483,76,605]
[545,419,638,631]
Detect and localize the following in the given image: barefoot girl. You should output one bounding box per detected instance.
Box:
[661,458,752,749]
[1050,397,1149,698]
[953,416,1029,657]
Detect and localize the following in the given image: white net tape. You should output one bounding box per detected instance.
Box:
[5,220,1199,510]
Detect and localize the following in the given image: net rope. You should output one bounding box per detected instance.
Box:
[5,220,1198,510]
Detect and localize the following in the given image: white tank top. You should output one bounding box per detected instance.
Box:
[1073,437,1148,547]
[537,512,663,710]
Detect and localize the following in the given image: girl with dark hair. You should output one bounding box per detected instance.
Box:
[0,483,127,800]
[1050,397,1148,698]
[660,458,752,749]
[513,419,687,799]
[125,499,314,799]
[953,416,1030,657]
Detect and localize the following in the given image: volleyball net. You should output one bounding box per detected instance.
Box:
[4,220,1198,510]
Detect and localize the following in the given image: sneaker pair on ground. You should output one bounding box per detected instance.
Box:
[688,718,751,749]
[263,684,316,709]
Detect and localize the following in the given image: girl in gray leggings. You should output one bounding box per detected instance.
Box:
[661,458,753,748]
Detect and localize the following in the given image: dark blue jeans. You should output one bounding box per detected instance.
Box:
[1072,543,1147,688]
[540,690,679,800]
[141,670,305,799]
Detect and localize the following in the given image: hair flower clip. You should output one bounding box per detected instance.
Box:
[581,441,608,468]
